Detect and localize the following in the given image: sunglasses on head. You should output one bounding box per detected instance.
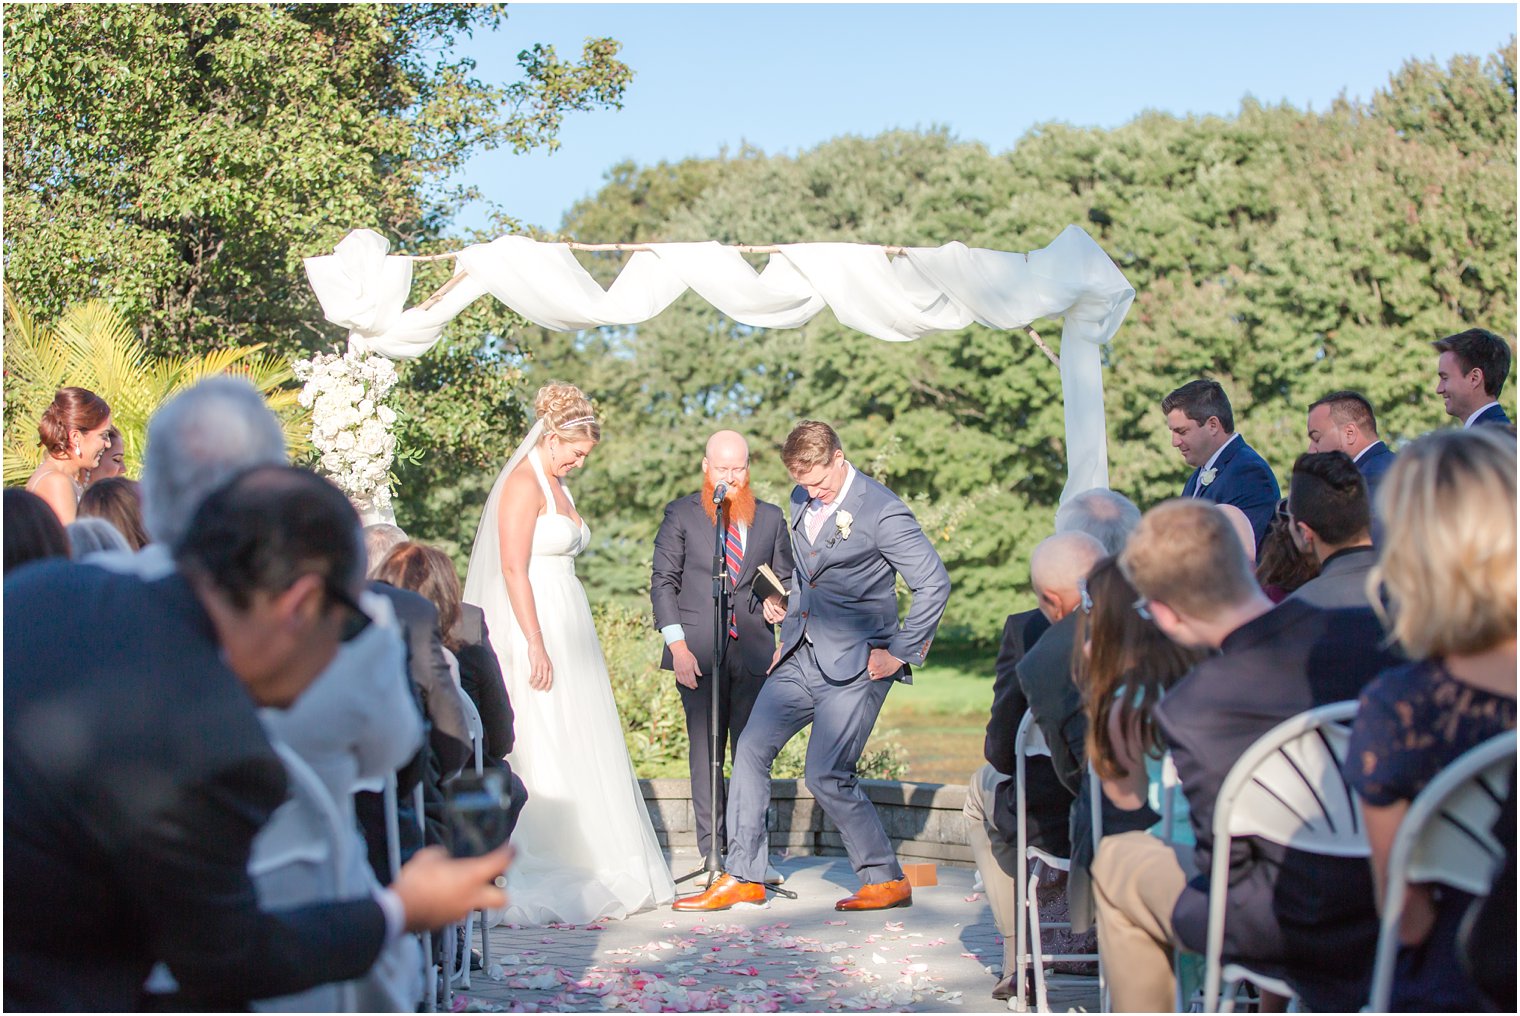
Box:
[325,581,373,642]
[1273,497,1291,523]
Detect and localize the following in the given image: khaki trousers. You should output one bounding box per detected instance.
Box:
[1089,829,1196,1012]
[964,763,1022,974]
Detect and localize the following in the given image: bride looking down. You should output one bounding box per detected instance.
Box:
[463,382,674,925]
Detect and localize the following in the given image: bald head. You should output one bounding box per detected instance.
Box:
[1214,504,1257,564]
[703,430,751,488]
[1030,532,1106,622]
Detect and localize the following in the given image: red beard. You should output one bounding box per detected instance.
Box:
[702,476,757,527]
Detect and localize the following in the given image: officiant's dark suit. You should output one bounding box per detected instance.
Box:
[1180,434,1281,546]
[652,492,793,858]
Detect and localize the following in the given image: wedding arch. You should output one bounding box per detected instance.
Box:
[302,225,1135,513]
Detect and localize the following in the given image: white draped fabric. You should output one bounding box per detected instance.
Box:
[304,225,1135,499]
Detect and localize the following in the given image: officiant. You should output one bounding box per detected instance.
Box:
[651,430,794,867]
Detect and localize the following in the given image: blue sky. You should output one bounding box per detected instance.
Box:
[450,3,1517,233]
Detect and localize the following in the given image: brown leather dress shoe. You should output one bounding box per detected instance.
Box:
[672,873,768,912]
[834,876,912,911]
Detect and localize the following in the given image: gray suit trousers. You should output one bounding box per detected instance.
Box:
[724,643,903,885]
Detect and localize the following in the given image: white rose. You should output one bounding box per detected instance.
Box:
[335,431,356,451]
[378,406,397,426]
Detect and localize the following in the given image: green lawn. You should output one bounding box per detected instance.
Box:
[869,639,997,785]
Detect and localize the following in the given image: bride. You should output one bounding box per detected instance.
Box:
[463,382,675,925]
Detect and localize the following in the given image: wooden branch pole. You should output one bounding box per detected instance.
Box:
[1025,326,1060,367]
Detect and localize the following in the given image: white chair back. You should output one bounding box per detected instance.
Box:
[1367,730,1516,1013]
[1204,700,1364,1012]
[457,689,486,776]
[250,741,355,1013]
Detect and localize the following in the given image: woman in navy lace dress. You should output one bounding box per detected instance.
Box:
[1345,427,1516,1012]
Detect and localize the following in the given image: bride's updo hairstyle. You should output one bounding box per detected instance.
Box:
[38,387,110,456]
[536,382,600,444]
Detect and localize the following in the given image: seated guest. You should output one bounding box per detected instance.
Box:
[90,425,127,482]
[1255,499,1318,602]
[66,516,132,558]
[376,541,519,766]
[1055,487,1142,556]
[26,386,114,524]
[1460,767,1516,1012]
[1017,532,1107,795]
[79,476,150,551]
[1306,390,1395,497]
[3,488,70,576]
[1344,427,1516,1012]
[1286,451,1377,610]
[1162,378,1280,546]
[1099,499,1400,1011]
[3,467,509,1011]
[90,376,288,579]
[356,529,472,884]
[258,567,427,1010]
[1215,503,1257,564]
[1434,328,1512,428]
[1072,557,1204,1007]
[967,581,1053,999]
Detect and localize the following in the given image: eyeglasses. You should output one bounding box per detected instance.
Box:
[325,581,374,642]
[1078,578,1093,615]
[1132,594,1154,622]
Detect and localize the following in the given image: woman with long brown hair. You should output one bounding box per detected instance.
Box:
[1068,555,1205,1011]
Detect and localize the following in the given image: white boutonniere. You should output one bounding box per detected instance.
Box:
[1199,467,1218,489]
[835,510,854,541]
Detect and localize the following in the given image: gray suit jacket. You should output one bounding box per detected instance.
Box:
[1287,546,1378,611]
[779,467,951,683]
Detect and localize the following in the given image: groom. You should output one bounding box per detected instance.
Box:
[675,421,951,912]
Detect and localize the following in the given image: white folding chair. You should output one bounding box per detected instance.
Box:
[250,741,357,1012]
[1086,761,1109,1013]
[1010,713,1102,1012]
[1367,730,1516,1012]
[415,781,439,1013]
[1204,700,1365,1013]
[449,691,488,994]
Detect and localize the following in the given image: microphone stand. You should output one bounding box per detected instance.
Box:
[674,486,730,890]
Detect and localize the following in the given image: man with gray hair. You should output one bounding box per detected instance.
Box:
[969,531,1106,999]
[364,523,409,579]
[143,375,289,549]
[1054,487,1141,557]
[88,376,289,580]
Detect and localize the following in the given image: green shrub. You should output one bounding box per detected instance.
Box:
[595,602,909,781]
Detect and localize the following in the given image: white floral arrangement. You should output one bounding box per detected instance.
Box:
[292,349,400,515]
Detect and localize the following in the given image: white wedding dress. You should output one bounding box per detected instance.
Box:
[463,428,674,926]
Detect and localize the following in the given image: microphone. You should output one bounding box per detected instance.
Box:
[712,483,728,505]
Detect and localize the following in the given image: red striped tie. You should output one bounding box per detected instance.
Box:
[725,523,742,638]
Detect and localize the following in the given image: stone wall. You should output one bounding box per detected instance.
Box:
[639,778,973,867]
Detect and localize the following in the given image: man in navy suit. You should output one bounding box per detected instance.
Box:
[675,421,950,913]
[1305,390,1395,499]
[1435,327,1513,428]
[1089,500,1400,1012]
[1163,379,1280,546]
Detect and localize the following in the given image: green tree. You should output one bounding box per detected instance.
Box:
[524,41,1516,644]
[3,2,631,358]
[2,288,302,485]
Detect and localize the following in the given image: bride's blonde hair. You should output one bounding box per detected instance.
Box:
[536,382,600,443]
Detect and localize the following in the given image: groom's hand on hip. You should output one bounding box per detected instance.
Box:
[671,641,702,690]
[866,648,905,681]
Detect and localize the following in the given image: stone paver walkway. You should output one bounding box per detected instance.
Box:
[452,849,1098,1013]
